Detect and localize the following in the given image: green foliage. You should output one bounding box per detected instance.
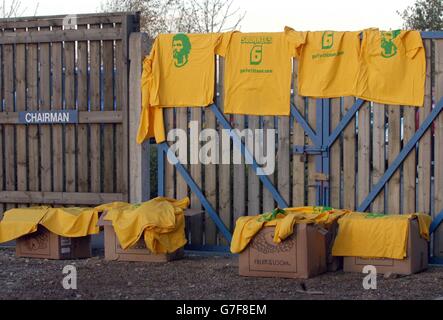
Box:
[398,0,443,31]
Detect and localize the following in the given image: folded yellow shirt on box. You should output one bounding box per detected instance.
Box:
[230,206,350,254]
[332,212,431,260]
[99,197,189,254]
[0,206,100,243]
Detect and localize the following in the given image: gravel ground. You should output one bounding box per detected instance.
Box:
[0,248,443,300]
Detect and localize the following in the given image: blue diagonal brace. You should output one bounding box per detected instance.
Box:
[326,99,365,148]
[210,104,289,208]
[357,97,443,212]
[430,209,443,235]
[290,102,319,145]
[158,142,232,243]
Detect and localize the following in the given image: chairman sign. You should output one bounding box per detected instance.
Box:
[18,110,78,124]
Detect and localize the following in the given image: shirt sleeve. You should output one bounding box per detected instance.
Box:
[284,26,307,59]
[215,31,236,56]
[402,30,424,59]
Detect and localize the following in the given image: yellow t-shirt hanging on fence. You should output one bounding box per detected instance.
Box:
[137,33,233,144]
[218,30,306,116]
[292,29,361,97]
[356,29,426,107]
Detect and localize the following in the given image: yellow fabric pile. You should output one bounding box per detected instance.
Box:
[230,206,350,254]
[96,197,189,254]
[0,206,99,243]
[332,212,431,259]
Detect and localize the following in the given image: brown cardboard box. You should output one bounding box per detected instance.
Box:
[98,209,201,262]
[239,224,327,279]
[16,226,91,260]
[343,219,428,275]
[326,221,343,271]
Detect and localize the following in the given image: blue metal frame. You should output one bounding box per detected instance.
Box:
[210,103,289,208]
[158,142,233,243]
[357,96,443,212]
[291,97,365,206]
[430,208,443,264]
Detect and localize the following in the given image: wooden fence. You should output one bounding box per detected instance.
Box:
[154,37,443,257]
[0,13,141,217]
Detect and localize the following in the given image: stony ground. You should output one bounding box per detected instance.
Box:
[0,248,443,300]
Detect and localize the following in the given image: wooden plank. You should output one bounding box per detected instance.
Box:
[164,109,175,198]
[128,33,150,201]
[64,40,76,193]
[0,28,123,44]
[0,191,124,205]
[4,30,15,210]
[77,24,89,194]
[175,108,188,200]
[434,39,443,256]
[119,14,134,202]
[103,23,115,194]
[115,34,124,195]
[0,12,125,28]
[90,24,102,194]
[190,108,203,245]
[40,26,52,193]
[233,114,246,220]
[218,57,231,245]
[51,26,63,193]
[277,116,290,206]
[357,102,371,208]
[417,39,432,214]
[402,106,417,213]
[262,116,275,212]
[292,59,306,206]
[371,103,385,213]
[387,106,401,214]
[204,98,217,244]
[329,98,341,208]
[342,97,356,210]
[307,98,317,205]
[247,116,260,214]
[15,28,27,205]
[0,43,4,215]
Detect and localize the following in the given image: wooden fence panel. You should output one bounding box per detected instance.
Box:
[330,98,341,208]
[371,103,385,213]
[0,13,136,213]
[387,106,401,214]
[342,97,356,210]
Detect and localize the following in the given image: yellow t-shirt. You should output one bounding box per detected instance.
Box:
[219,31,306,116]
[137,33,232,144]
[332,212,431,259]
[356,29,425,107]
[294,30,361,97]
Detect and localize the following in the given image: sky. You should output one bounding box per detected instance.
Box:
[14,0,416,31]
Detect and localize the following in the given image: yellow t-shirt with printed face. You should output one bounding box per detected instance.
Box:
[295,30,361,97]
[137,33,231,144]
[219,31,306,116]
[356,29,425,107]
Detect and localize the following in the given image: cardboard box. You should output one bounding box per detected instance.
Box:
[343,219,428,275]
[325,221,343,271]
[98,209,201,262]
[239,224,327,279]
[16,226,92,260]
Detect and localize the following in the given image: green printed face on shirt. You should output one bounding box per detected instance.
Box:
[322,31,334,49]
[172,33,191,68]
[381,30,400,58]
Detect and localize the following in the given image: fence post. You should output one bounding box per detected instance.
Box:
[129,32,150,202]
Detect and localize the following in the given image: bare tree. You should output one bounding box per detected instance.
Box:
[0,0,39,18]
[99,0,246,38]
